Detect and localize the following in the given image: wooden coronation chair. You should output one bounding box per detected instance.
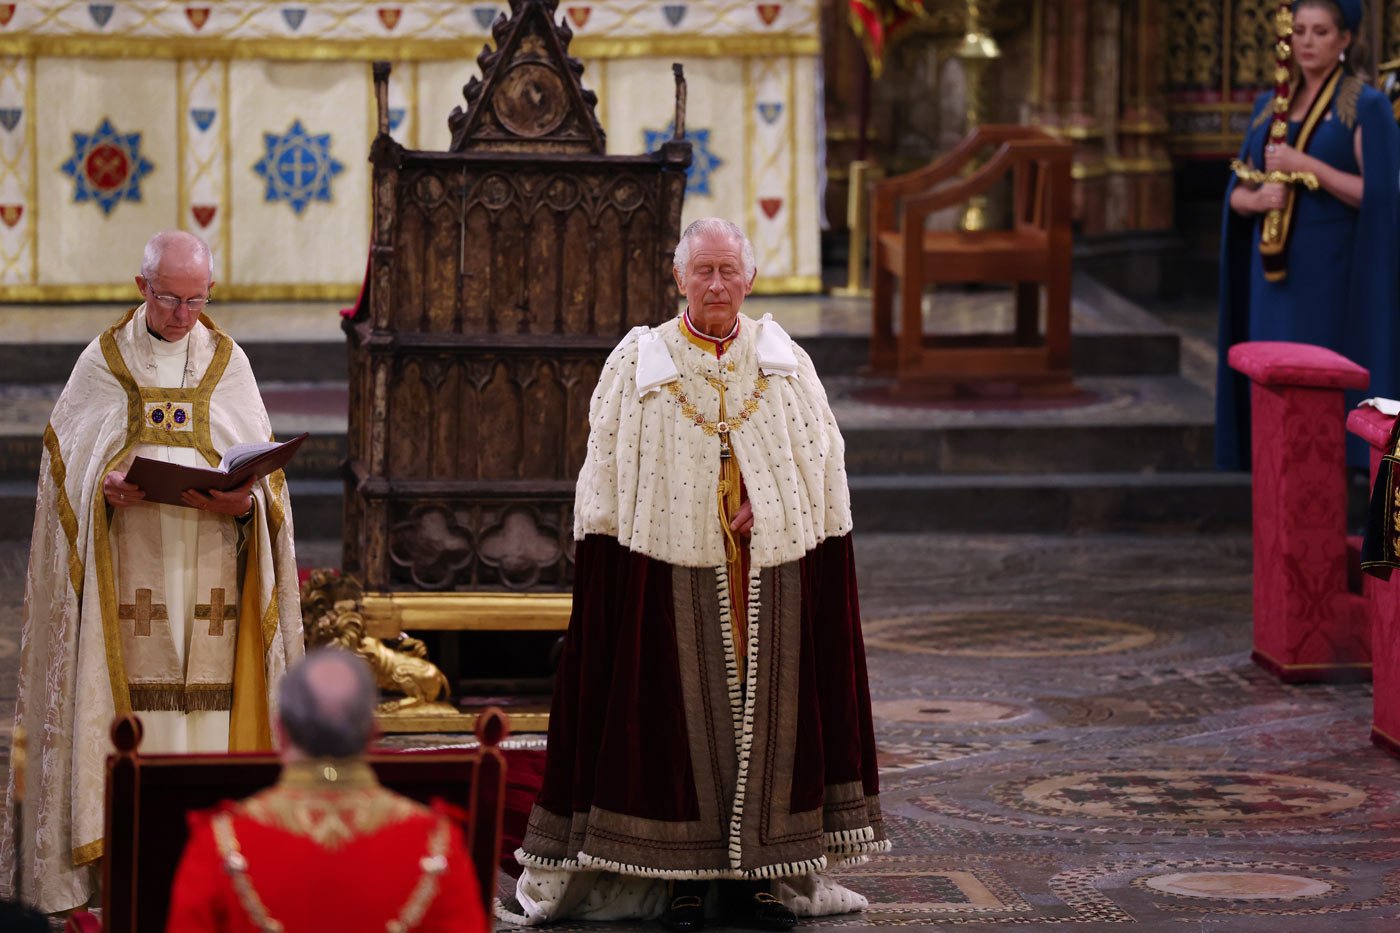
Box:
[870,125,1074,396]
[71,709,509,933]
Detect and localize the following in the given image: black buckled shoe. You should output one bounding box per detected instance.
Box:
[742,891,798,931]
[661,894,706,932]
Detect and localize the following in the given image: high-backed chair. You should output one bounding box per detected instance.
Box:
[870,125,1074,396]
[69,708,508,933]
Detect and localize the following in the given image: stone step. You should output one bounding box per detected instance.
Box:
[848,472,1252,533]
[843,422,1215,475]
[0,277,1181,384]
[0,410,1215,482]
[0,328,1178,385]
[0,472,1251,541]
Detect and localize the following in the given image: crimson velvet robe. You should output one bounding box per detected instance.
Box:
[520,533,883,878]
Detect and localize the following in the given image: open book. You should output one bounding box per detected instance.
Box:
[123,432,308,508]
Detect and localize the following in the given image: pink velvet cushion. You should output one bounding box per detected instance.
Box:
[63,911,101,933]
[1228,341,1370,390]
[1346,405,1396,452]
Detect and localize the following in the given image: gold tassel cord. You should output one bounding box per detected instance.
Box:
[708,376,748,672]
[667,371,773,682]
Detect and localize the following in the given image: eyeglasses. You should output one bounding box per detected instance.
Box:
[149,292,210,312]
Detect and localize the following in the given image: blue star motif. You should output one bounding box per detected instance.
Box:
[60,118,155,216]
[644,123,722,198]
[253,120,344,215]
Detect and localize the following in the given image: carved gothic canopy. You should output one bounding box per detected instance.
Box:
[448,0,606,154]
[344,0,690,595]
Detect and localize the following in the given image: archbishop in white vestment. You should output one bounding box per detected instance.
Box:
[0,232,303,914]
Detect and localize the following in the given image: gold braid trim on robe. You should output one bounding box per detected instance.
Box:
[231,507,272,751]
[44,424,85,597]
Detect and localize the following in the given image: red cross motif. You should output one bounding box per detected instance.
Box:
[84,143,130,191]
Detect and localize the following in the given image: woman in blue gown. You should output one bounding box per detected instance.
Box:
[1216,0,1400,469]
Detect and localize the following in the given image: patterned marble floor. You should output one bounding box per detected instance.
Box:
[3,533,1399,930]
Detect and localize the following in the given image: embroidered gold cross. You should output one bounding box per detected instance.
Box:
[195,588,233,637]
[119,589,167,637]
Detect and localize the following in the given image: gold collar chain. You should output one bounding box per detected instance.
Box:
[667,374,771,449]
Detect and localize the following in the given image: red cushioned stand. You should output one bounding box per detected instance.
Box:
[1228,341,1371,682]
[1347,404,1400,757]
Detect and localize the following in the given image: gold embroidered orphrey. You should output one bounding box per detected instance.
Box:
[213,806,450,933]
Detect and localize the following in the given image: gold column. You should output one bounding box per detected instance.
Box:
[832,159,878,297]
[958,0,1001,231]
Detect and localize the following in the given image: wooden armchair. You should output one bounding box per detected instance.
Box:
[870,125,1074,396]
[71,709,508,933]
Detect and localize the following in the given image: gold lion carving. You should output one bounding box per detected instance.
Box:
[299,569,452,714]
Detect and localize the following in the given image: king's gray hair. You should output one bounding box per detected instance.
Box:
[672,218,756,283]
[140,230,213,283]
[278,647,379,759]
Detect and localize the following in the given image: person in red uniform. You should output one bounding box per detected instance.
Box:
[166,648,488,933]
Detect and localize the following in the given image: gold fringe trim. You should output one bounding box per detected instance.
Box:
[129,682,234,712]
